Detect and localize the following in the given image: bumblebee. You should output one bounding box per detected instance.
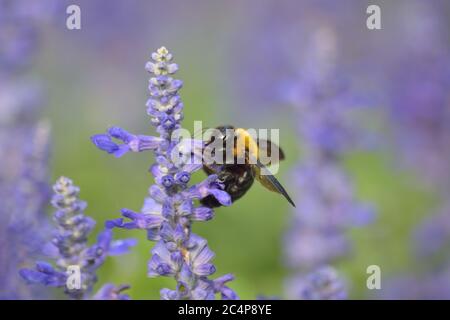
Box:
[200,125,295,208]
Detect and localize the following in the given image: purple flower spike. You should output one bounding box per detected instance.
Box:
[20,177,136,299]
[285,266,347,300]
[268,21,377,299]
[92,47,237,300]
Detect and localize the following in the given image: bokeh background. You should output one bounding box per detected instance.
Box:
[1,0,450,299]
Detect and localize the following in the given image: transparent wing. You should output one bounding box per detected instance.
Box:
[254,160,296,207]
[257,139,285,166]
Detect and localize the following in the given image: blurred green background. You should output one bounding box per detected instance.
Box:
[33,0,437,299]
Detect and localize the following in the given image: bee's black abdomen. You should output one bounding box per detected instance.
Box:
[200,164,254,208]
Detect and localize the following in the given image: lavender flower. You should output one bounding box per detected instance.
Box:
[227,0,372,118]
[284,163,374,270]
[0,0,57,299]
[285,266,347,300]
[92,47,237,300]
[284,28,375,298]
[20,177,136,300]
[414,203,450,261]
[225,5,376,298]
[380,268,450,300]
[237,16,375,299]
[381,203,450,300]
[0,119,51,299]
[0,0,56,74]
[381,208,450,300]
[0,107,50,297]
[388,49,450,189]
[378,2,450,300]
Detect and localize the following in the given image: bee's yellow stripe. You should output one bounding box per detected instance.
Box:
[234,128,259,160]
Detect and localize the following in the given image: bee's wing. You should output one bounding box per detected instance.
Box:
[257,139,285,165]
[253,160,296,207]
[195,126,211,141]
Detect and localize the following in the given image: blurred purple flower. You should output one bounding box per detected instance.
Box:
[0,0,57,299]
[0,0,57,74]
[0,124,50,299]
[285,266,347,300]
[284,163,374,268]
[217,0,377,298]
[391,52,450,188]
[20,177,136,299]
[383,202,450,299]
[378,2,450,300]
[381,207,450,299]
[381,268,450,300]
[266,8,376,299]
[92,47,237,300]
[388,50,450,189]
[414,203,450,261]
[227,0,373,118]
[385,1,450,190]
[226,3,376,289]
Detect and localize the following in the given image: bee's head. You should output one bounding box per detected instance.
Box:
[216,125,235,139]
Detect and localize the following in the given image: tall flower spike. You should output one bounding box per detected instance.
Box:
[285,266,347,300]
[20,177,136,300]
[282,40,375,298]
[225,2,375,299]
[92,47,237,300]
[0,0,56,299]
[377,3,450,300]
[244,20,374,299]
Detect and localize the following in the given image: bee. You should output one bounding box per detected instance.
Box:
[200,125,296,208]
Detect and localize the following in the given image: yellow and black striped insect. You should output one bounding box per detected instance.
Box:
[200,125,295,208]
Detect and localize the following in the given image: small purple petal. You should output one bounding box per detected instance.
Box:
[112,144,130,158]
[221,287,239,300]
[193,207,214,221]
[91,134,119,154]
[19,269,48,284]
[209,189,232,206]
[194,263,216,276]
[96,229,112,249]
[108,126,134,142]
[36,261,55,274]
[160,288,179,300]
[109,238,138,256]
